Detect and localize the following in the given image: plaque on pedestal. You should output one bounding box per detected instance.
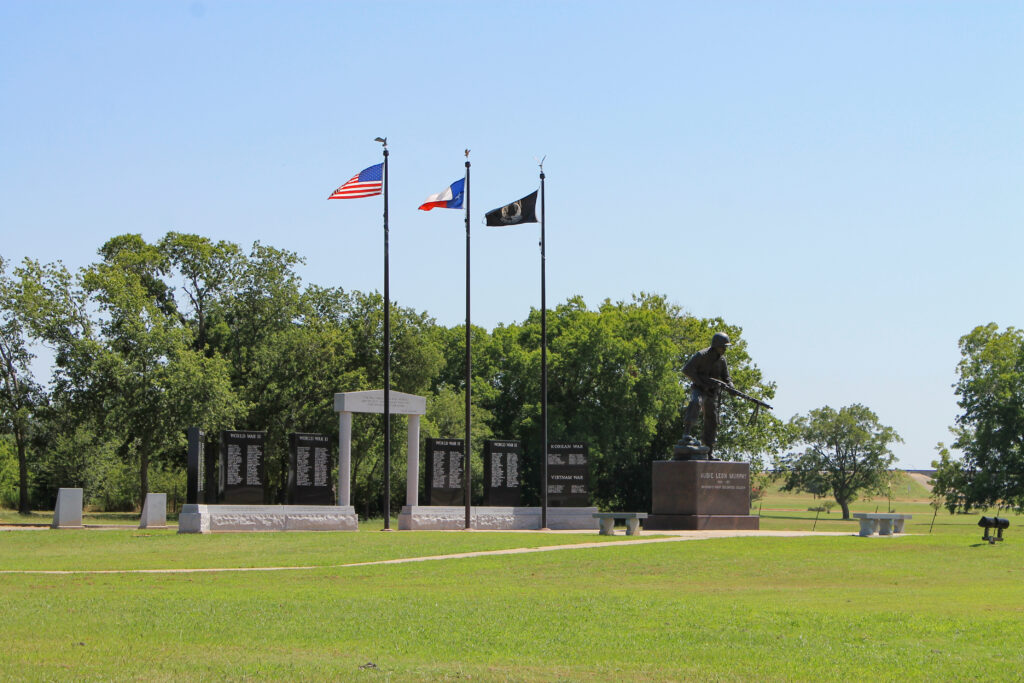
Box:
[483,440,521,506]
[220,430,266,504]
[425,438,464,506]
[288,432,333,505]
[645,460,759,530]
[547,442,589,507]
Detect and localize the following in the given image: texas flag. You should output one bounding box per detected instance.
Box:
[418,178,465,211]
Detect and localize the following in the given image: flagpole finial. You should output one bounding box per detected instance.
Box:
[374,136,388,148]
[465,149,470,158]
[535,155,546,172]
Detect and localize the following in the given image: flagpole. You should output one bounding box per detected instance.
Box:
[539,162,548,531]
[464,150,472,530]
[380,138,392,531]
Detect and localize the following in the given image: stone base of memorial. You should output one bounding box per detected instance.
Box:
[178,504,358,533]
[398,505,599,531]
[643,460,759,531]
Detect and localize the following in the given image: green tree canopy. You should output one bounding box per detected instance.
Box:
[483,293,783,511]
[0,257,82,512]
[3,232,790,518]
[778,404,901,519]
[932,324,1024,513]
[56,236,246,502]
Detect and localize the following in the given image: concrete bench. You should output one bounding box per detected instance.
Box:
[853,513,912,537]
[593,512,647,536]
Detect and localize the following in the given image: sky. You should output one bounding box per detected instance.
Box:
[2,1,1022,469]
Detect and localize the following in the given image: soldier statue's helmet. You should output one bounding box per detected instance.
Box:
[711,332,731,349]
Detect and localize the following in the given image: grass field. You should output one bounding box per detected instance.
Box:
[2,476,1022,681]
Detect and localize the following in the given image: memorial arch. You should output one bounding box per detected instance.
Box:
[334,389,426,508]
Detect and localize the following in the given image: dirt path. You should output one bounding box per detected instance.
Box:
[0,530,853,575]
[907,472,934,492]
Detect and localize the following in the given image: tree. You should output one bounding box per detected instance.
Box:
[778,404,901,519]
[0,257,81,513]
[209,241,305,385]
[71,236,245,502]
[0,435,17,508]
[157,232,243,355]
[933,324,1024,512]
[930,443,969,514]
[482,293,784,511]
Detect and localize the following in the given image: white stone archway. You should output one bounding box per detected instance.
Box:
[334,390,427,508]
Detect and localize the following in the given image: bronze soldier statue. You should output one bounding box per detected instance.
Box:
[674,332,734,460]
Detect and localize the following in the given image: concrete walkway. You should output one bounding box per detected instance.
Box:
[0,530,854,576]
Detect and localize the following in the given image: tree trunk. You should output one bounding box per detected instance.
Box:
[840,500,850,519]
[16,427,29,514]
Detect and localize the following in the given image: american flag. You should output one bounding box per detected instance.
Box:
[328,163,383,199]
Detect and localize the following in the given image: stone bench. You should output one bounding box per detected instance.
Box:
[593,512,647,536]
[852,513,912,537]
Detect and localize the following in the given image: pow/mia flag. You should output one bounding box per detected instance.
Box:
[484,190,538,227]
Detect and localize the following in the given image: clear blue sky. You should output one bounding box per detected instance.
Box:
[3,2,1022,469]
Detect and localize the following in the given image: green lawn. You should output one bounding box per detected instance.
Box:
[2,479,1022,680]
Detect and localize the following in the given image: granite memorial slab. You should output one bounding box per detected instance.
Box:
[288,432,333,505]
[483,439,522,506]
[425,438,465,506]
[220,430,266,504]
[186,427,212,504]
[547,442,590,507]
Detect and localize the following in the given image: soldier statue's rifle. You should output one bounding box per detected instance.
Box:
[707,377,773,423]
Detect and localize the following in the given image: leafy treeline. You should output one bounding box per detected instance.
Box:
[1,232,785,515]
[933,324,1024,513]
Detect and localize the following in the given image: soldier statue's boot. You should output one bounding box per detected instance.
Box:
[672,434,710,460]
[704,445,721,462]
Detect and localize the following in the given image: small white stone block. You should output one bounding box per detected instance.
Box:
[139,493,167,528]
[52,488,84,528]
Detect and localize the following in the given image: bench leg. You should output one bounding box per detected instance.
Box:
[878,518,893,535]
[858,519,877,537]
[625,518,641,536]
[893,519,905,534]
[599,518,615,535]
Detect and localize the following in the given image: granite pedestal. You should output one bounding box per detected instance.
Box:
[398,506,599,530]
[645,460,759,531]
[178,504,358,533]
